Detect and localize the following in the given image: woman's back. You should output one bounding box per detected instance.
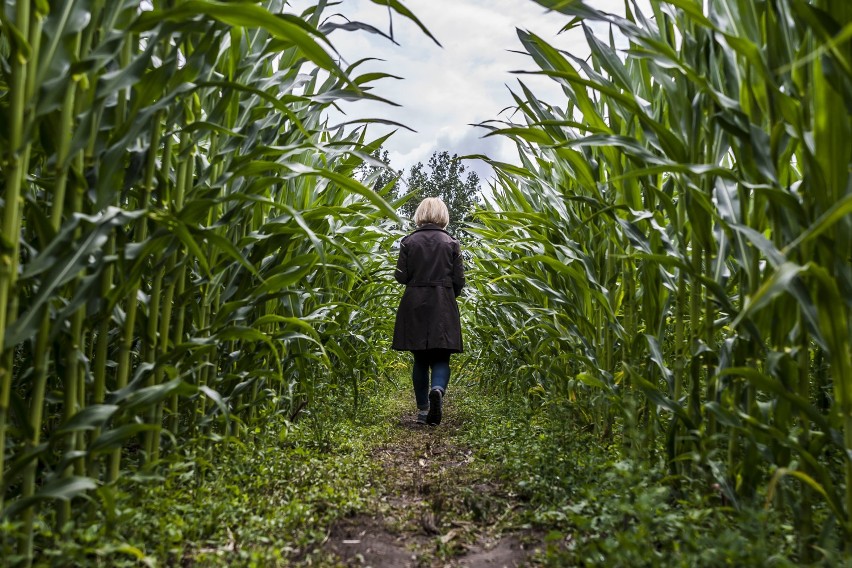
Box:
[392,223,464,353]
[394,225,464,295]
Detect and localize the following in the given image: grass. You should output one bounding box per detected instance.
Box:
[19,379,400,567]
[458,392,810,567]
[16,372,831,567]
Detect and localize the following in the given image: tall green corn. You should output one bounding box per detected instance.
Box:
[467,0,852,555]
[0,0,426,560]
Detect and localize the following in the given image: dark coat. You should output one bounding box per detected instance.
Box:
[392,224,464,352]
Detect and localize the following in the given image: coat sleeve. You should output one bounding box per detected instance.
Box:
[394,240,409,285]
[452,241,465,297]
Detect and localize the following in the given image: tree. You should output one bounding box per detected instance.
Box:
[354,147,402,195]
[398,151,480,237]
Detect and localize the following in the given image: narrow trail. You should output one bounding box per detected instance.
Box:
[318,390,543,567]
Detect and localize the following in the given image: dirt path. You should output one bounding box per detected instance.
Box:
[318,394,541,567]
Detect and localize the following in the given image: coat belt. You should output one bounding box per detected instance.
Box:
[407,280,452,288]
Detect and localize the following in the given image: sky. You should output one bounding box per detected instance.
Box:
[286,0,639,185]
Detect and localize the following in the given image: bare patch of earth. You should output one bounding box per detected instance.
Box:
[313,396,543,567]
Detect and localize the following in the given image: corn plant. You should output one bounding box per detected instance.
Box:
[0,0,424,561]
[467,0,852,559]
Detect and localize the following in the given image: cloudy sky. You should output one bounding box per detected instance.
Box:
[287,0,636,184]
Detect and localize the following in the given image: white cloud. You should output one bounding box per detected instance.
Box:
[290,0,646,183]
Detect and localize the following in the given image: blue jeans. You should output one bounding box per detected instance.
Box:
[412,350,451,410]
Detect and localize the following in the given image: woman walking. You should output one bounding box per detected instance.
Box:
[392,197,465,425]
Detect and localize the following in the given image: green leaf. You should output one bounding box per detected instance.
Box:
[731,262,806,329]
[89,424,161,453]
[718,367,837,437]
[627,365,696,430]
[784,192,852,254]
[56,405,120,434]
[200,386,230,418]
[131,0,353,85]
[368,0,441,46]
[119,379,197,412]
[5,208,145,349]
[3,476,97,518]
[574,372,609,390]
[766,468,843,520]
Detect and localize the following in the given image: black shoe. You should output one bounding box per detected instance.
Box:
[426,389,443,425]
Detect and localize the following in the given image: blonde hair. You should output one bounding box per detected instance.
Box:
[413,197,449,228]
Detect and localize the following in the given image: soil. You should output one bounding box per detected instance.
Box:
[317,398,542,567]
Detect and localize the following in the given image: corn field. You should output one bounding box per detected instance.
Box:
[1,0,851,564]
[0,0,417,561]
[468,0,852,560]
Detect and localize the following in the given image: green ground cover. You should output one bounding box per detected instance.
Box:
[466,396,806,567]
[15,372,826,567]
[14,379,395,566]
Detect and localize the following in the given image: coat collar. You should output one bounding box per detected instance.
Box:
[415,223,446,232]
